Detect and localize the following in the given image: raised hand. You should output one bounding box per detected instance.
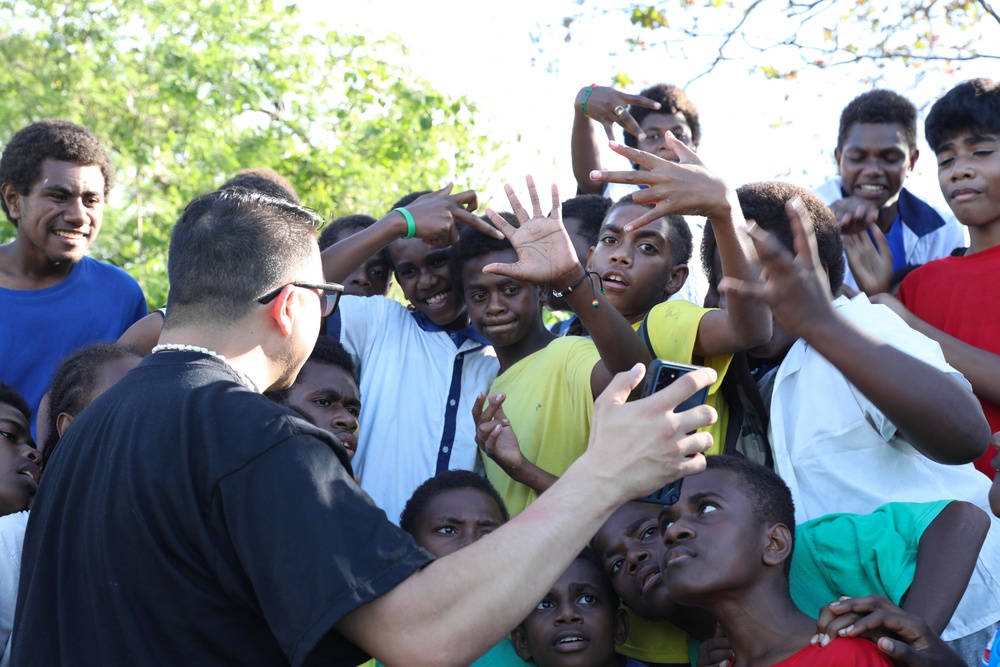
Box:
[576,85,661,141]
[830,196,881,236]
[482,176,581,287]
[472,393,527,475]
[814,596,964,667]
[404,183,502,246]
[719,197,836,340]
[588,138,734,231]
[844,225,893,295]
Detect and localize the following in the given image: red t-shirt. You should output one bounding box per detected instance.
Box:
[728,638,894,666]
[898,245,1000,477]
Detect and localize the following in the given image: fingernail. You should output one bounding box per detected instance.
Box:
[590,170,602,180]
[820,633,831,647]
[637,132,646,141]
[839,625,854,636]
[609,141,620,148]
[809,634,819,645]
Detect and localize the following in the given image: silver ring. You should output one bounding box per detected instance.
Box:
[614,105,626,117]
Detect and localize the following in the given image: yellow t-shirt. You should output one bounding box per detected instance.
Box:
[483,336,601,517]
[640,301,732,458]
[619,609,691,665]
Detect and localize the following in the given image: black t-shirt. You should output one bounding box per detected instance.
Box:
[12,351,431,666]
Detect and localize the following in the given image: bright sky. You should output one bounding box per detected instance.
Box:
[298,0,998,213]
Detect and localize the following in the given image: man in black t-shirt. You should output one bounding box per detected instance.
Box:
[13,186,719,667]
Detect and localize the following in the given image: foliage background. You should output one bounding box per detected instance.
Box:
[0,0,503,309]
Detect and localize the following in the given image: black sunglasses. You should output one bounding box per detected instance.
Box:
[257,282,345,317]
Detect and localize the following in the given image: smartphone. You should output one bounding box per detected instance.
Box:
[638,359,710,505]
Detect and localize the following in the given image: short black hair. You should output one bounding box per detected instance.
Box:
[219,168,300,204]
[44,343,142,460]
[165,188,323,327]
[562,195,612,248]
[836,90,918,152]
[399,470,510,533]
[0,120,114,225]
[0,383,30,425]
[266,336,356,405]
[451,216,514,290]
[702,182,844,293]
[925,78,1000,153]
[624,84,701,150]
[574,547,620,610]
[318,214,378,250]
[704,455,795,575]
[606,194,692,266]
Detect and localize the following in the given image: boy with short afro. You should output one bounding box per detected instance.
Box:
[814,89,966,293]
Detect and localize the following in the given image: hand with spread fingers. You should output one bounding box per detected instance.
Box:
[720,197,836,341]
[814,596,964,667]
[575,85,661,142]
[588,137,735,232]
[844,225,893,295]
[403,183,501,246]
[472,392,525,476]
[482,176,581,288]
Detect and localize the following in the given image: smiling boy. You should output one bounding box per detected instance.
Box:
[0,121,146,430]
[814,90,966,291]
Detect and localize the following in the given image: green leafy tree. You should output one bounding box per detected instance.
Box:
[0,0,502,308]
[554,0,999,85]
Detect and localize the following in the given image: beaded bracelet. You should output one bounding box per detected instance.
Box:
[580,83,598,118]
[551,270,605,308]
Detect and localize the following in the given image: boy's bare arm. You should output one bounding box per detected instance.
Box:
[903,501,989,634]
[335,365,718,667]
[722,198,990,465]
[590,139,772,357]
[571,86,660,195]
[482,178,652,397]
[871,294,1000,406]
[319,185,500,283]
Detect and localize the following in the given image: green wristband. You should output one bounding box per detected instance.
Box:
[394,207,416,239]
[580,83,597,118]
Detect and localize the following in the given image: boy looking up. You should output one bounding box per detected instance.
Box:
[512,549,640,667]
[875,79,1000,478]
[320,185,504,523]
[719,186,999,660]
[459,178,651,516]
[0,121,146,430]
[660,456,895,667]
[814,90,966,292]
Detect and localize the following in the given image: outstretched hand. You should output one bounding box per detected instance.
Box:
[405,183,502,246]
[844,225,893,295]
[814,596,964,667]
[719,196,835,340]
[483,176,581,287]
[582,363,717,502]
[831,196,881,236]
[588,138,732,231]
[576,85,661,141]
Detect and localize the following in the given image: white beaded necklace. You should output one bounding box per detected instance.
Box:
[151,344,259,392]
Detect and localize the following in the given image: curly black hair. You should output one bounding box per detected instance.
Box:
[399,469,510,533]
[0,382,31,425]
[701,182,844,294]
[925,78,1000,153]
[836,90,917,152]
[44,343,142,461]
[219,168,300,204]
[319,214,378,250]
[450,214,514,289]
[0,120,114,225]
[624,84,701,150]
[606,193,692,266]
[705,455,795,575]
[562,195,612,248]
